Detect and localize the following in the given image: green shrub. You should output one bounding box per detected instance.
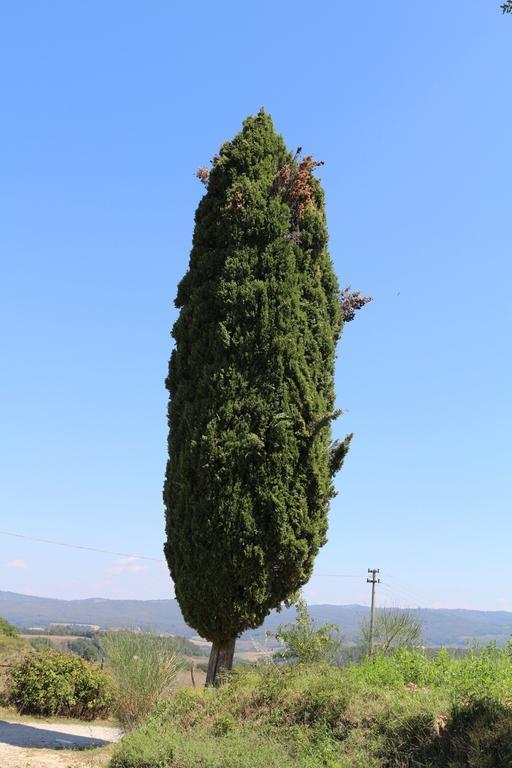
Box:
[0,634,29,663]
[29,637,54,651]
[0,634,30,703]
[448,643,512,707]
[342,647,450,690]
[0,617,18,637]
[110,710,176,768]
[271,598,341,664]
[101,631,179,730]
[8,648,112,719]
[445,700,512,768]
[249,663,350,733]
[371,691,443,765]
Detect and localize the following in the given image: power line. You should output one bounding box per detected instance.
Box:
[0,530,424,607]
[379,586,400,609]
[0,532,362,574]
[314,573,365,578]
[384,572,425,604]
[0,530,165,563]
[381,579,423,607]
[380,583,413,607]
[380,583,425,615]
[381,583,418,606]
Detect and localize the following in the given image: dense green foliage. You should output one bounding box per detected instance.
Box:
[112,645,512,767]
[0,616,18,637]
[8,648,112,719]
[164,110,350,646]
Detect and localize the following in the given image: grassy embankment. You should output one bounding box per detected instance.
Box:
[6,616,511,768]
[112,645,512,768]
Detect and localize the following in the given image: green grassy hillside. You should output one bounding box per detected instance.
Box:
[111,646,512,768]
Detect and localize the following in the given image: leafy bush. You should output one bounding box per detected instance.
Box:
[448,642,512,707]
[101,631,179,729]
[270,598,340,664]
[8,648,112,719]
[0,617,18,637]
[0,634,30,703]
[342,646,448,689]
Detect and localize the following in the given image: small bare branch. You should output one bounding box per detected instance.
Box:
[339,285,373,322]
[360,608,422,654]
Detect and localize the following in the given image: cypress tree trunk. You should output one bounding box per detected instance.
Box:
[206,638,236,687]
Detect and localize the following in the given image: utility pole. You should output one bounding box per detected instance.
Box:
[367,568,380,657]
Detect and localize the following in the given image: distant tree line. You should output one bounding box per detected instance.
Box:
[22,624,96,637]
[27,628,207,662]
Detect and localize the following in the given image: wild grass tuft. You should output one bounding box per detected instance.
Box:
[101,631,179,730]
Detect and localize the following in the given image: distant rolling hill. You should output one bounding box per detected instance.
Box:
[1,590,512,647]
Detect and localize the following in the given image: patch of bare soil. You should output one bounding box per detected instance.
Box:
[0,720,119,768]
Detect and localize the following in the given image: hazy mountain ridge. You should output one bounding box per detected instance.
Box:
[1,591,512,647]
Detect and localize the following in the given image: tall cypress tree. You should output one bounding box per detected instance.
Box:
[164,110,357,684]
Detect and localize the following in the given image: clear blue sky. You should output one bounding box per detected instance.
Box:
[1,1,510,611]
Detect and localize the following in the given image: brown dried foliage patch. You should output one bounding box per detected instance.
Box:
[196,167,210,186]
[339,285,373,322]
[274,152,324,224]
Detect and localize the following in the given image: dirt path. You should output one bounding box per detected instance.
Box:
[0,719,121,768]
